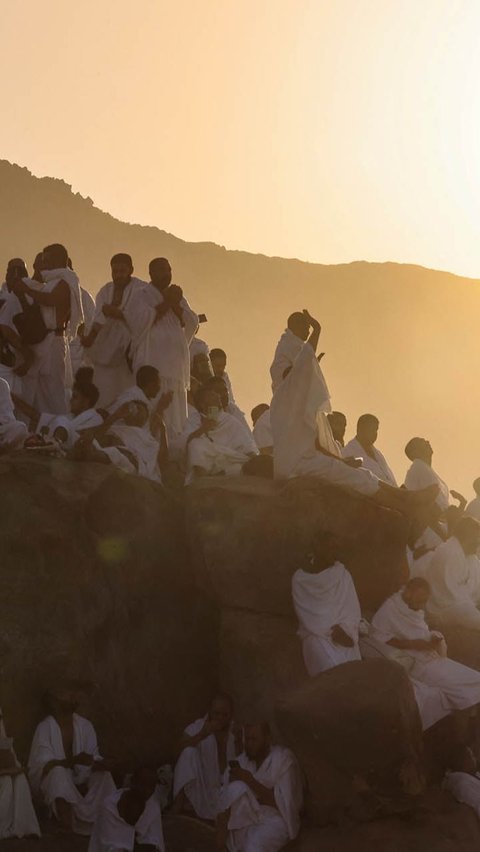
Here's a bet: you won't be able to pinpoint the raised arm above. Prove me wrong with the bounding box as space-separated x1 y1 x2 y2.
302 309 321 353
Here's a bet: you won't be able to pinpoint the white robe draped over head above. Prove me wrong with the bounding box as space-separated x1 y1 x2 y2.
292 562 361 675
221 745 303 852
426 536 480 629
38 408 103 448
28 713 116 835
173 716 236 820
270 344 380 496
187 412 258 482
0 710 40 839
371 591 480 727
88 788 165 852
270 329 304 392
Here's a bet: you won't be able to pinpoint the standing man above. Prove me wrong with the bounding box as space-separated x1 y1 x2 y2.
270 312 309 392
131 258 198 436
81 254 144 408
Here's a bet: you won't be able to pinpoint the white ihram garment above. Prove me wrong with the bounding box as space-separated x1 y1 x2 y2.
88 278 144 409
343 437 397 486
270 344 379 496
28 714 116 835
253 409 273 453
0 378 28 449
0 711 40 839
131 285 198 435
173 716 236 820
221 746 302 852
466 497 480 522
88 788 165 852
443 770 480 818
404 459 450 512
292 562 361 675
103 424 161 483
187 412 257 482
371 592 480 728
426 536 480 629
37 408 103 448
270 329 304 392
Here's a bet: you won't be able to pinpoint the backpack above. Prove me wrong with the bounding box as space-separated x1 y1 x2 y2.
13 295 49 345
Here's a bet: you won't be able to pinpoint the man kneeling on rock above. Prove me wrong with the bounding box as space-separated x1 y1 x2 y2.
89 766 165 852
172 693 238 820
215 722 303 852
28 682 116 834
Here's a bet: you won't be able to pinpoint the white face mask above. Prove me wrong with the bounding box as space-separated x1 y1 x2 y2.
205 406 221 422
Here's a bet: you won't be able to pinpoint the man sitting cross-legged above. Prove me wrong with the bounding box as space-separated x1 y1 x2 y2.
292 530 361 676
186 388 258 482
173 693 237 821
89 767 165 852
216 722 303 852
371 578 480 733
28 682 116 835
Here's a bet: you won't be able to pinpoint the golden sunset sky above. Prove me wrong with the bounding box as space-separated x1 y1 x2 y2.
2 0 480 277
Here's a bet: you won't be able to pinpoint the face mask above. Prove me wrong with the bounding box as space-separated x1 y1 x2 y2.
206 406 220 422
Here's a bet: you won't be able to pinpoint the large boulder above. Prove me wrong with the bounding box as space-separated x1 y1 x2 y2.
275 659 424 821
0 455 218 765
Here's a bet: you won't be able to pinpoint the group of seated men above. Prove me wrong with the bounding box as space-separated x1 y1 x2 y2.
0 685 303 852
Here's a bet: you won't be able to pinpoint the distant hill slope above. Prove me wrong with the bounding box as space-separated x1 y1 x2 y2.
1 159 479 493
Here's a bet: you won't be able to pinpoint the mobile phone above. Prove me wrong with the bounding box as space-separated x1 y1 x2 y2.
198 313 207 323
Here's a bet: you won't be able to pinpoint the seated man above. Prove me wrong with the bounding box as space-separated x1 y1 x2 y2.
108 365 161 414
343 414 397 485
173 693 237 821
0 708 40 839
443 745 480 818
426 516 480 629
466 478 480 522
28 682 116 835
404 437 450 512
270 310 437 514
327 411 347 449
251 404 273 455
187 388 258 481
89 767 164 852
0 377 28 450
292 531 361 675
270 312 309 392
371 578 480 730
14 377 103 448
204 376 250 431
216 722 302 852
210 348 237 404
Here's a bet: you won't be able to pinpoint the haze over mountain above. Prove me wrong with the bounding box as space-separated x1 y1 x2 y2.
1 159 479 495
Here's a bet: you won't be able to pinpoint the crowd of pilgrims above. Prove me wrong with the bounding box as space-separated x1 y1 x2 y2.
3 245 480 848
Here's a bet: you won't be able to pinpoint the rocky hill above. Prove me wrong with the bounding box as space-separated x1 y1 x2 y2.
1 160 480 494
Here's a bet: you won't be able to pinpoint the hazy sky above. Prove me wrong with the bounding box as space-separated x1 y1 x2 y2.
2 0 480 277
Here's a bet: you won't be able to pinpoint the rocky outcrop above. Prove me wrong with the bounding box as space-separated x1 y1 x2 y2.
0 455 218 765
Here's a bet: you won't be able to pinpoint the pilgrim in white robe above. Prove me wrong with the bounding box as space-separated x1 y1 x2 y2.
173 716 236 820
404 458 450 512
343 437 397 486
67 288 96 384
221 746 302 852
466 497 480 522
107 384 151 413
0 291 29 400
0 712 40 839
189 336 210 368
88 278 144 409
292 562 361 675
187 412 258 482
253 409 273 454
0 378 28 450
443 769 480 817
37 408 103 449
407 526 444 580
27 267 84 414
426 536 480 629
88 788 165 852
102 424 162 483
28 713 116 835
270 329 304 392
270 343 380 496
130 284 198 436
371 591 480 726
